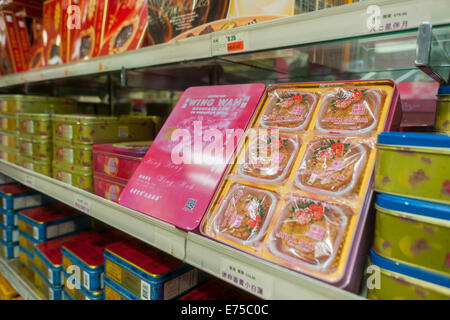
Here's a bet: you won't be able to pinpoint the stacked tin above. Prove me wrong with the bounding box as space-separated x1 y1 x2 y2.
93 141 152 203
371 132 450 300
52 115 155 192
61 230 129 300
0 183 51 261
435 86 450 133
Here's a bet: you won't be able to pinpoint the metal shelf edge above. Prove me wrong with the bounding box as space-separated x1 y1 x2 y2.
0 160 187 261
186 232 364 300
0 257 42 300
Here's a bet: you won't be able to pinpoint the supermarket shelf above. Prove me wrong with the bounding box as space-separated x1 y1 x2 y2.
0 0 449 89
0 160 365 300
0 160 187 261
186 233 363 300
0 257 43 300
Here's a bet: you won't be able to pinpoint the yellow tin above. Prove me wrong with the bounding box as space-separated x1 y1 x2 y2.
436 87 450 133
0 130 17 149
52 115 154 144
53 138 92 168
19 246 35 272
18 156 52 176
52 160 93 192
18 137 52 161
0 113 17 132
0 95 76 114
18 113 53 139
375 133 450 205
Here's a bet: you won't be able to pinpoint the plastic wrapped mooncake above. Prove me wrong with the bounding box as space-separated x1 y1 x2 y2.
316 88 385 134
238 135 298 183
295 137 367 196
267 196 349 270
213 184 277 245
260 89 318 131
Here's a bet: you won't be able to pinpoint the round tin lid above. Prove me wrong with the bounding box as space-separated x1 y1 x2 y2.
369 250 450 288
378 132 450 149
376 193 450 221
438 85 450 95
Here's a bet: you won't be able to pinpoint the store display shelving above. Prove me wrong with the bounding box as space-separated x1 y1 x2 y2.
0 0 449 300
0 257 43 300
0 159 362 300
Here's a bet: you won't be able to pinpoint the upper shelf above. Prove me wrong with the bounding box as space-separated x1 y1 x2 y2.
0 0 449 90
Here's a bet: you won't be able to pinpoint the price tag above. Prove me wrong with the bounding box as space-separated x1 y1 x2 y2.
220 258 273 300
211 31 249 56
73 195 91 215
24 175 34 187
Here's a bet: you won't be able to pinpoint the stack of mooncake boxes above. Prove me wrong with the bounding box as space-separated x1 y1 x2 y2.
16 202 92 300
369 131 450 300
0 183 51 261
51 114 155 192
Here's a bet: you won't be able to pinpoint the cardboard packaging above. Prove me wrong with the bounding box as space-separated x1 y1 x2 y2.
43 0 66 65
119 83 266 231
0 11 28 73
98 0 147 56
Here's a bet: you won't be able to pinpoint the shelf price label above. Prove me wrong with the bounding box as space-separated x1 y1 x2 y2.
220 258 273 299
212 31 249 56
73 195 91 215
23 175 34 187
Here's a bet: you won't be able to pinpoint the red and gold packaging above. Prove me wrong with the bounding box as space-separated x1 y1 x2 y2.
32 18 43 42
42 0 66 65
15 16 30 64
0 0 43 9
27 39 45 70
0 11 27 73
98 0 147 56
69 0 108 61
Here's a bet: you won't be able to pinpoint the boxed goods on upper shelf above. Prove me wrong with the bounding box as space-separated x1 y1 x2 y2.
0 11 28 74
42 0 67 65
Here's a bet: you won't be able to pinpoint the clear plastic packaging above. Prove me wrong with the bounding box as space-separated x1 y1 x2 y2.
237 134 299 183
294 136 368 197
213 184 277 246
267 196 350 271
259 89 318 131
315 87 385 134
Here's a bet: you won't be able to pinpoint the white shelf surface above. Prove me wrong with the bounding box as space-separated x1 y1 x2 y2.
0 160 364 300
0 160 187 261
0 0 449 88
0 257 43 300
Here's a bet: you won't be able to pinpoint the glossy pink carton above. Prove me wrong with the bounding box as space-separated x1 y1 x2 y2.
93 141 152 181
119 84 266 231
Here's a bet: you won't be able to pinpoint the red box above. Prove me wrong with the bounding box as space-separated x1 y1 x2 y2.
15 16 30 63
27 37 45 70
32 18 43 41
43 0 66 65
98 0 147 56
93 174 126 203
0 11 27 73
93 141 151 181
69 0 108 61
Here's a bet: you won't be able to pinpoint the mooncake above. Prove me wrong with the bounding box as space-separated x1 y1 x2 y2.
214 184 276 245
295 137 367 196
260 89 317 131
316 87 384 133
268 197 348 270
238 135 298 182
